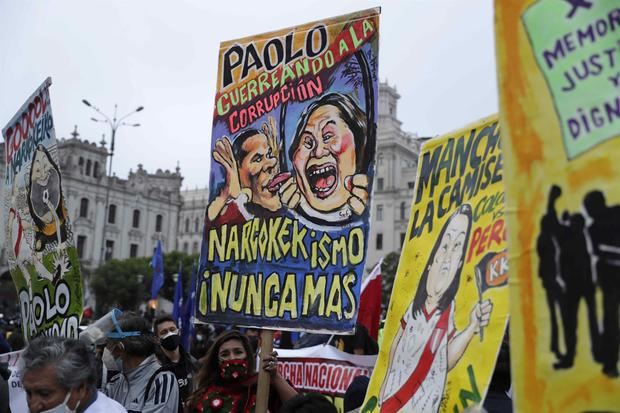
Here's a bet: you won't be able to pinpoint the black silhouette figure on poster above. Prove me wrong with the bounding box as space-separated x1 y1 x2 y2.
538 185 620 378
584 190 620 378
537 185 563 360
554 209 599 370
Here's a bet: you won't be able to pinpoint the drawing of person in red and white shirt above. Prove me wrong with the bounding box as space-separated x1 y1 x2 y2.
379 204 493 413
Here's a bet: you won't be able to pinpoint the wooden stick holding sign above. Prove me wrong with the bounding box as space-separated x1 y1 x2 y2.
255 329 274 413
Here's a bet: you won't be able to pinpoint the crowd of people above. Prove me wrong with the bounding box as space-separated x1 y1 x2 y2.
0 313 385 413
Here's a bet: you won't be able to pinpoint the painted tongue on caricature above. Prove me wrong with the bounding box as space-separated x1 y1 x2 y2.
267 171 292 193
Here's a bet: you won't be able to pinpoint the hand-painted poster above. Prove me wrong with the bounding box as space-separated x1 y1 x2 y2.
197 9 380 332
496 1 620 410
276 345 376 412
363 116 509 412
2 78 83 340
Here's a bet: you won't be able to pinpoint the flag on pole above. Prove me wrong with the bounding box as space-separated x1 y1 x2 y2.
172 262 183 327
181 261 197 350
150 239 164 301
358 259 382 341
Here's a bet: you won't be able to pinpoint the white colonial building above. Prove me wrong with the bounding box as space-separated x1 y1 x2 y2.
58 129 184 269
366 82 427 270
177 187 209 256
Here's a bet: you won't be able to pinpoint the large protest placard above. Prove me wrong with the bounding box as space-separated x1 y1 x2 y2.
197 9 380 332
276 345 376 412
363 116 509 412
496 1 620 410
2 78 83 340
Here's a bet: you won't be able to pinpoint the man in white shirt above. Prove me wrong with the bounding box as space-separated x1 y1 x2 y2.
22 335 126 413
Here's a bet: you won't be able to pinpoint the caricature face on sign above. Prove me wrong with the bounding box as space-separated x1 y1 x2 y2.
237 131 280 211
292 104 357 212
426 212 469 302
30 146 61 224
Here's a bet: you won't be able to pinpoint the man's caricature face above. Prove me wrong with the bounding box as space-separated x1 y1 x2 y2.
292 104 356 212
426 213 469 303
238 133 280 211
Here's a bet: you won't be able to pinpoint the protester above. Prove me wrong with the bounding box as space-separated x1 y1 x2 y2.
332 323 378 355
21 335 126 412
281 393 337 413
154 315 198 407
7 327 24 352
104 313 180 412
186 330 297 412
343 375 370 413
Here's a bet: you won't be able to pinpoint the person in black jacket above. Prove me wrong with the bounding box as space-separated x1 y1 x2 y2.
154 315 199 407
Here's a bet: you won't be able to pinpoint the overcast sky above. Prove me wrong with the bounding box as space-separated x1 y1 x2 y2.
0 0 497 189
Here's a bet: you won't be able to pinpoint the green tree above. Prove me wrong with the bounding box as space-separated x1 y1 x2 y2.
91 252 199 316
381 251 401 311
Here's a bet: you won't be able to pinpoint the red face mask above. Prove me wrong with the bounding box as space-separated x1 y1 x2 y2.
219 358 249 381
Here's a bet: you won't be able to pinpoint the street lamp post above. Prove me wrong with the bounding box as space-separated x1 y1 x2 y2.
82 99 144 267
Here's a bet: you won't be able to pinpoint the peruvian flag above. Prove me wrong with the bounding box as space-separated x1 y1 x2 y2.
358 259 383 340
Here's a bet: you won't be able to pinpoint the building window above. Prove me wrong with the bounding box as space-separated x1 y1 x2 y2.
376 204 383 221
132 209 141 228
77 235 86 259
108 204 117 224
185 218 190 233
130 244 139 258
377 154 383 166
105 240 114 261
193 242 199 254
78 157 84 173
376 233 383 250
183 242 189 254
195 217 200 233
378 178 384 191
389 104 395 115
94 162 100 178
86 159 92 176
408 181 415 189
400 232 406 246
156 214 163 232
79 198 89 218
400 202 407 220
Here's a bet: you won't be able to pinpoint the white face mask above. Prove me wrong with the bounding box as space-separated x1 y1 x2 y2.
36 391 80 413
102 347 123 372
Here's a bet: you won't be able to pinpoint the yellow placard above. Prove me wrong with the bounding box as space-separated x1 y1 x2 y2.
496 1 620 411
363 116 509 412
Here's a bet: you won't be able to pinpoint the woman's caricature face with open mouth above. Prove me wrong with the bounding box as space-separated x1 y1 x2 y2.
292 104 356 212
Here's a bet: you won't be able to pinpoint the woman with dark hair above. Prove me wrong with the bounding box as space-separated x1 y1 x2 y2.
379 204 493 413
27 144 68 252
279 93 371 225
187 330 297 412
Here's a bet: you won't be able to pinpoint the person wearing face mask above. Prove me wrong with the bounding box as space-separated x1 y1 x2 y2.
153 315 198 407
186 330 297 412
21 335 126 413
103 313 180 413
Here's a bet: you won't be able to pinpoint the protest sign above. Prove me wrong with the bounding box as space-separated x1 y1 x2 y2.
276 345 376 412
197 9 380 332
363 116 509 412
0 350 27 412
2 78 83 340
496 1 620 410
